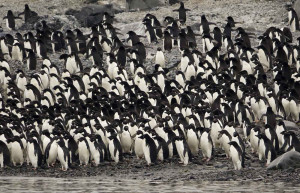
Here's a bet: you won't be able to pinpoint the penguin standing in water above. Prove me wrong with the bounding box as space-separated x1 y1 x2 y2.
108 135 123 163
0 140 10 168
3 10 22 30
27 138 43 169
256 133 276 166
57 138 69 171
174 136 191 166
173 2 190 25
140 134 157 166
228 141 245 170
288 8 300 32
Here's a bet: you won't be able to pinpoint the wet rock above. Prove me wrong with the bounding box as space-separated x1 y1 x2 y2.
267 151 300 170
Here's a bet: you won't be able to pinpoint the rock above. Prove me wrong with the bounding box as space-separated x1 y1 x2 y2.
294 0 300 19
283 120 299 131
66 4 123 27
267 151 300 170
125 0 164 11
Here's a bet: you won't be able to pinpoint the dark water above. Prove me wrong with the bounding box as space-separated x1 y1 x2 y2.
0 177 298 192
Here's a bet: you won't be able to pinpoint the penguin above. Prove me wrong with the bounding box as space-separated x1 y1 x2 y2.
44 137 58 167
256 133 276 166
218 130 232 158
173 2 190 25
134 130 144 159
288 8 300 32
199 127 213 162
174 136 191 166
120 126 132 154
18 4 38 23
3 10 21 30
155 47 165 67
0 140 10 168
228 141 245 170
78 137 90 166
108 135 123 163
140 133 157 166
186 124 199 156
275 120 286 148
7 136 24 166
27 138 43 169
57 138 69 171
89 135 105 166
153 134 169 161
281 131 300 152
163 30 173 51
25 49 37 70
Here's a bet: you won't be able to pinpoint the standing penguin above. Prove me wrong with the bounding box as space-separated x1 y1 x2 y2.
44 137 58 167
257 133 276 166
228 141 245 170
155 47 165 67
7 136 24 166
78 137 90 166
199 127 213 162
57 138 69 171
18 4 38 23
140 134 157 166
288 8 300 32
27 138 43 169
108 135 123 163
3 10 22 30
173 2 190 25
174 136 191 166
0 140 10 168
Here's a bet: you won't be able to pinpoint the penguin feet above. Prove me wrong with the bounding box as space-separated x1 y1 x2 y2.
202 157 207 161
206 158 211 162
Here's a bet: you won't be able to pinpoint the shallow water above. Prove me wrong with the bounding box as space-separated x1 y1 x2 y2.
0 177 299 193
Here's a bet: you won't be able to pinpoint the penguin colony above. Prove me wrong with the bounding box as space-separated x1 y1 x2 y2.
0 2 299 171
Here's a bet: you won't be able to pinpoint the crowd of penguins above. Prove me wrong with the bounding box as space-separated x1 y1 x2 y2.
0 2 300 171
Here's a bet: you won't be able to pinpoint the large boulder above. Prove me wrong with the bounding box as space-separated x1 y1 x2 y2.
125 0 165 11
267 151 300 170
66 4 123 27
294 0 300 18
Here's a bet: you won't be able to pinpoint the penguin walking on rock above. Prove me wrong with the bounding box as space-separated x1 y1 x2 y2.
173 2 190 25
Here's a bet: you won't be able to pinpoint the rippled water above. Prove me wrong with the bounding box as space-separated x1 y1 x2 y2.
0 177 298 193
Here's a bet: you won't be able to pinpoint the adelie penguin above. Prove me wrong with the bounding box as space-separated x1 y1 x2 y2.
256 133 276 166
173 2 190 25
140 133 157 166
287 8 299 32
27 138 43 169
174 136 191 166
0 140 10 168
228 141 245 170
108 134 123 163
3 10 22 30
57 138 69 171
18 4 38 23
44 137 58 167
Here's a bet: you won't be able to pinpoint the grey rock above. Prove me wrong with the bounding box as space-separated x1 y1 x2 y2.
284 120 299 131
66 4 123 27
125 0 164 11
267 151 300 170
294 0 300 19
